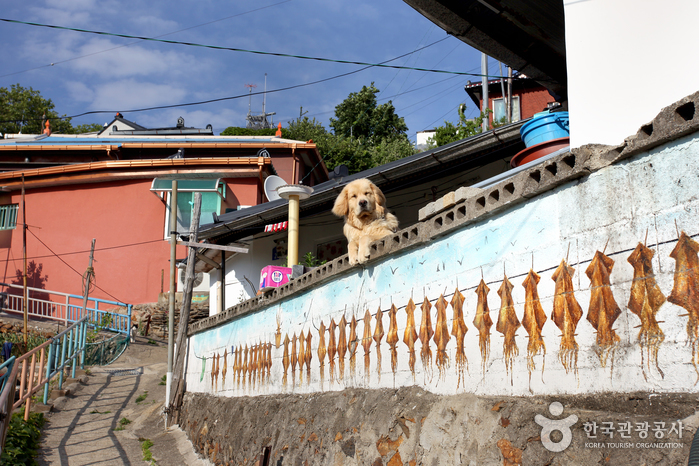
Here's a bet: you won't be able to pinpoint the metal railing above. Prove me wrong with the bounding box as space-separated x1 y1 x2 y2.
0 282 132 336
0 316 88 456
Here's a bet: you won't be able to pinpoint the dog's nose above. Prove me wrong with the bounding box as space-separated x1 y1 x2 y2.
359 199 368 208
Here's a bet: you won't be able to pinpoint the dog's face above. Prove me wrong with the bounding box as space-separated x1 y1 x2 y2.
332 179 386 221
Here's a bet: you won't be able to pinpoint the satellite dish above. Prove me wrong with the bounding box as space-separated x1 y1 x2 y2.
264 175 286 202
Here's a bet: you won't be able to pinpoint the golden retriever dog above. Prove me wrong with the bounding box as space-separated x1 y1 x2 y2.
332 178 398 265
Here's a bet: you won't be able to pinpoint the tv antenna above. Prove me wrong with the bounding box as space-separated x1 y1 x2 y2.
244 84 257 114
245 75 276 130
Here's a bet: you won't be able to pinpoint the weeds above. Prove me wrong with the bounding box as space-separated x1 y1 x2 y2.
135 391 148 403
139 437 155 464
90 409 112 414
159 375 166 386
147 339 157 346
114 417 131 431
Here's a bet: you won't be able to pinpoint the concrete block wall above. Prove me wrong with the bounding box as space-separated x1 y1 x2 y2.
185 92 699 400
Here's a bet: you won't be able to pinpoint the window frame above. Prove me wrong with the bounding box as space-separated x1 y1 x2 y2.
0 204 19 230
162 181 226 239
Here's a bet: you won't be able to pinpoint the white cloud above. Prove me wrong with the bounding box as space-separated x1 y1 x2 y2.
131 16 180 35
86 80 189 110
24 36 211 80
64 81 94 102
28 7 92 26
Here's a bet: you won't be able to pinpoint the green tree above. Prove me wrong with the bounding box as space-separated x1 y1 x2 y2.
427 105 491 149
220 126 288 137
71 123 104 134
285 117 328 144
329 83 407 141
0 84 74 135
324 83 413 173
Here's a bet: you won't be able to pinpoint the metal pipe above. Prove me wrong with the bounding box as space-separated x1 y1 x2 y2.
287 194 300 266
481 53 489 132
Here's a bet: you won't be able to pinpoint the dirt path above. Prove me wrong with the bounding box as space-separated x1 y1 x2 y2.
34 335 212 466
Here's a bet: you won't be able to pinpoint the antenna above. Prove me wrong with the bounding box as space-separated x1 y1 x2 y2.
244 84 257 114
263 73 267 118
264 175 286 202
245 76 276 129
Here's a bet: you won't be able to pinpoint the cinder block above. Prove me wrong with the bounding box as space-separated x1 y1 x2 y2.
454 186 482 203
418 201 438 221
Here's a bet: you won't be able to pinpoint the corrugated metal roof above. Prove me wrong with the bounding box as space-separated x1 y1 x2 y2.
0 135 288 146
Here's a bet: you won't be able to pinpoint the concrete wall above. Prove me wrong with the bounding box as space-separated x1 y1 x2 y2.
186 93 699 401
563 0 699 148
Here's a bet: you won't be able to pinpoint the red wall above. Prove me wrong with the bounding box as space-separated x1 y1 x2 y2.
0 177 262 305
484 87 555 125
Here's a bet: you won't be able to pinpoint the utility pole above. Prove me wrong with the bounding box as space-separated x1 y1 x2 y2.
165 180 178 424
168 193 202 427
499 62 507 124
481 53 489 132
81 239 96 319
507 66 513 123
21 174 27 346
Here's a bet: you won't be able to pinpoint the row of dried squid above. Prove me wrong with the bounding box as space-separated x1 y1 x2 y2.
205 232 698 392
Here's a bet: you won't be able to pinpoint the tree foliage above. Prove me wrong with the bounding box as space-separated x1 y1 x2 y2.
329 83 407 141
221 84 416 175
0 84 102 136
427 106 491 149
220 126 288 137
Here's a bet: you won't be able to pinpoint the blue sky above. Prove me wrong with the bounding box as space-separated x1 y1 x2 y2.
0 0 506 142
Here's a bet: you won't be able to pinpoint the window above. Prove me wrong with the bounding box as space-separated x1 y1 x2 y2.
0 204 18 230
493 96 520 123
175 187 224 232
154 179 226 237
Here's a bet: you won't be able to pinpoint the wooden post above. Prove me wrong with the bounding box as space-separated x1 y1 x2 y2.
81 240 96 321
21 174 27 346
168 193 201 426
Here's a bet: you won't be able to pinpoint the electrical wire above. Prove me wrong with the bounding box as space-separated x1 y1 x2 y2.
0 18 508 79
0 0 293 79
0 238 166 263
26 227 125 303
0 37 454 123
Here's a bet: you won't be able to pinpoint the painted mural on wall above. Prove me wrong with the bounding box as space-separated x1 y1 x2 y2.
186 138 699 397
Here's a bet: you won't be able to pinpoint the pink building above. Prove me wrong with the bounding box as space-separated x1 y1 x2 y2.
0 116 327 306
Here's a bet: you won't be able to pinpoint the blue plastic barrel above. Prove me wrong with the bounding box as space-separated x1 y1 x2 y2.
520 111 569 147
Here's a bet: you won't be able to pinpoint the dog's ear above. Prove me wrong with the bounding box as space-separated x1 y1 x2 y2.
371 182 386 206
371 182 386 217
332 186 349 217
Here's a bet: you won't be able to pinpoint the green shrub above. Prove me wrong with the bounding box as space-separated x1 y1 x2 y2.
0 409 45 465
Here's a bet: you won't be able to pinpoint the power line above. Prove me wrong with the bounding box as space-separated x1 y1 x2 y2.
0 37 454 123
0 18 509 79
0 238 166 263
0 1 293 79
26 227 126 303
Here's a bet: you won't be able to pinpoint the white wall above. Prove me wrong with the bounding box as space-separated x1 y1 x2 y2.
187 133 699 398
563 0 699 148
